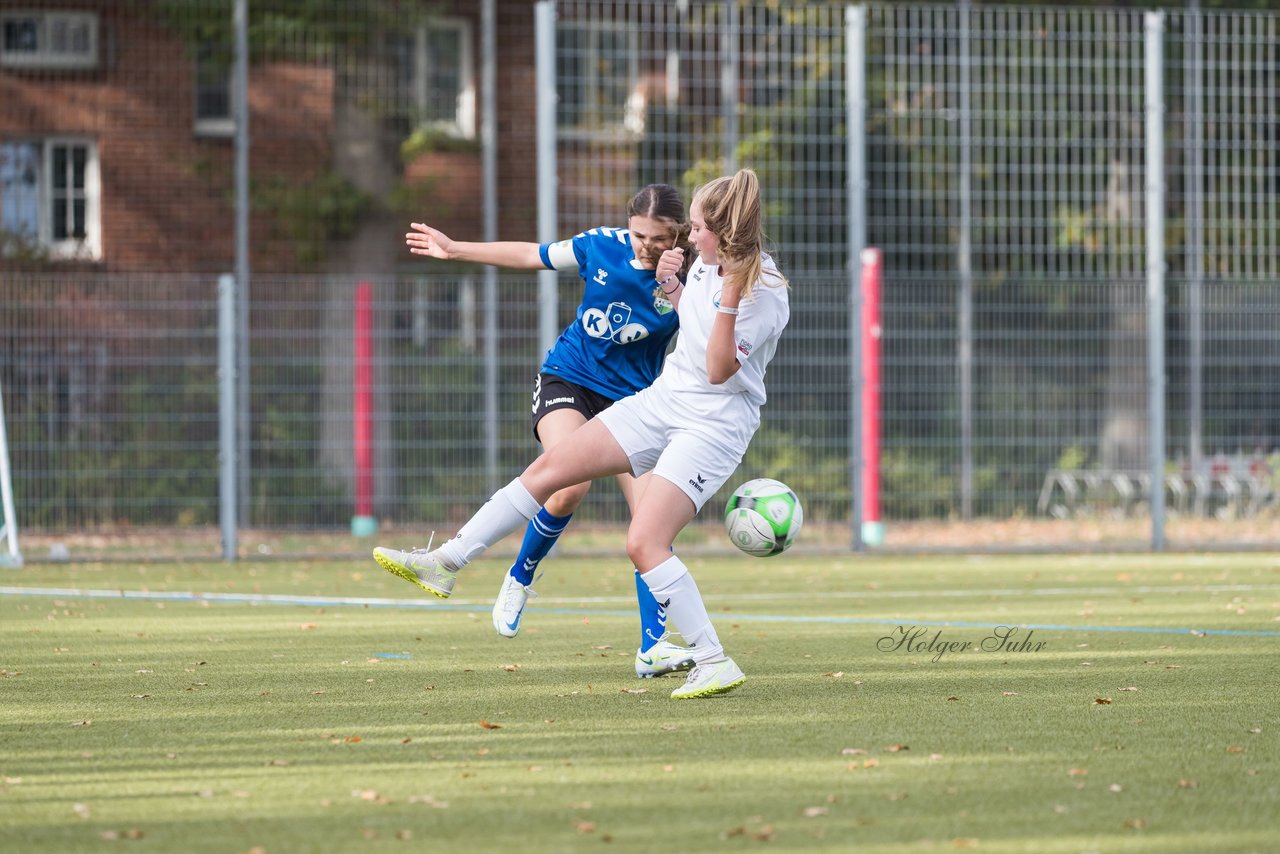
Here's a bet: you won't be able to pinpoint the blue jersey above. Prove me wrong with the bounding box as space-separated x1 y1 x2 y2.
538 226 679 401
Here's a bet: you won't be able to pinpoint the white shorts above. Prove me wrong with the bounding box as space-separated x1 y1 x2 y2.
597 380 759 512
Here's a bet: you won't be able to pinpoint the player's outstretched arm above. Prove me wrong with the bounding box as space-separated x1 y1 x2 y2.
406 222 543 269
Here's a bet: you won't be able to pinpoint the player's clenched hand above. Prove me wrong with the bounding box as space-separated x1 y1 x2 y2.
655 247 684 288
406 223 454 259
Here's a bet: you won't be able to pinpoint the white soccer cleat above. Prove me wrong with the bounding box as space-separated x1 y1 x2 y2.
670 657 746 699
492 573 538 638
634 639 696 678
373 546 458 599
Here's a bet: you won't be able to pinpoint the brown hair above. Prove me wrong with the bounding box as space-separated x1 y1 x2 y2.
627 184 693 276
693 169 787 299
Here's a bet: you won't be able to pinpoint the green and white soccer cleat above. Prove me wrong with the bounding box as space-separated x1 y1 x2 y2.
373 546 458 599
492 573 538 638
670 657 746 699
634 639 696 678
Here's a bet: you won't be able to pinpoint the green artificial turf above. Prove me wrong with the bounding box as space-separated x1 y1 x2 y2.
1 553 1278 852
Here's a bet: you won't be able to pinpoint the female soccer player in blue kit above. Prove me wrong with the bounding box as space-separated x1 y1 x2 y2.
376 170 790 699
385 184 696 678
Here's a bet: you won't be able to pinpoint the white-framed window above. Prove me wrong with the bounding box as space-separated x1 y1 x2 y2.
193 41 234 137
394 17 475 138
557 22 640 140
0 139 101 260
0 10 98 70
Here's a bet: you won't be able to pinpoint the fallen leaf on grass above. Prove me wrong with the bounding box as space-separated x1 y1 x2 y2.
396 830 412 841
1001 691 1019 696
501 664 520 672
841 747 868 756
1067 768 1088 777
479 720 502 730
1123 818 1148 829
1247 727 1262 734
802 806 829 817
752 825 776 842
575 821 597 834
621 687 647 695
1176 779 1198 789
70 720 92 727
407 794 449 808
1120 686 1138 692
1109 784 1123 793
299 623 319 630
1094 698 1112 705
267 759 289 767
823 671 844 678
884 744 909 752
1226 745 1244 753
946 696 960 701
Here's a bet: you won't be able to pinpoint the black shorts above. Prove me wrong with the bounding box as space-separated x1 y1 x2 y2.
530 373 616 442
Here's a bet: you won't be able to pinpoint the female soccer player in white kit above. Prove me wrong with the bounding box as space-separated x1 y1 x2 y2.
394 185 695 680
374 169 789 699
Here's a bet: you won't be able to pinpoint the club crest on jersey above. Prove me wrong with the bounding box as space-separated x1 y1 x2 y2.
582 301 650 344
651 286 674 315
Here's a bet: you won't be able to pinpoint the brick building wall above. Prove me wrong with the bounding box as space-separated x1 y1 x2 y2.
1 0 552 274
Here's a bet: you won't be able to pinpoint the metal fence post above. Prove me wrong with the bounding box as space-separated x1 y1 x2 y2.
847 3 867 552
219 274 238 561
1145 12 1166 550
482 0 499 494
535 1 558 358
721 1 739 173
957 0 975 521
1186 2 1205 476
233 0 251 527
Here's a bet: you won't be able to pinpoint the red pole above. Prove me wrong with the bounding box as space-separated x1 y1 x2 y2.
860 249 884 545
352 282 376 535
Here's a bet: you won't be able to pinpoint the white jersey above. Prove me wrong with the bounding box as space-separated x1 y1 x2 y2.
658 253 789 409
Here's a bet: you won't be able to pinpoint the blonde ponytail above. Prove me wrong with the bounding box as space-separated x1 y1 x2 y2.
692 169 787 300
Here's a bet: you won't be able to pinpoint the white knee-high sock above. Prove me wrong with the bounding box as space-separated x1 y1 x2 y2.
436 478 541 570
640 555 724 665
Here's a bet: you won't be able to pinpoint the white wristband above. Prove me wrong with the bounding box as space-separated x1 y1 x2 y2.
716 305 740 316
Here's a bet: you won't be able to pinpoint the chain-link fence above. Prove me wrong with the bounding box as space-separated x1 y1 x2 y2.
1 1 1278 561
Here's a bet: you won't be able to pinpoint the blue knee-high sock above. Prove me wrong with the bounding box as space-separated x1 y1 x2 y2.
508 508 572 586
635 569 669 653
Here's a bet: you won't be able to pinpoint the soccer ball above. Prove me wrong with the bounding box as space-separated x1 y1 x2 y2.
723 478 803 557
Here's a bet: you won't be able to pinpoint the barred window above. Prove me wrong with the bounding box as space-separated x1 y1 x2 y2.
393 17 475 139
0 10 98 70
0 139 100 260
557 22 639 139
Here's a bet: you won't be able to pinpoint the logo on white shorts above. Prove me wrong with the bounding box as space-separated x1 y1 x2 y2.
688 473 706 494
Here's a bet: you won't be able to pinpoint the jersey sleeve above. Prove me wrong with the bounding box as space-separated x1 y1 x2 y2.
730 287 781 366
539 233 589 271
